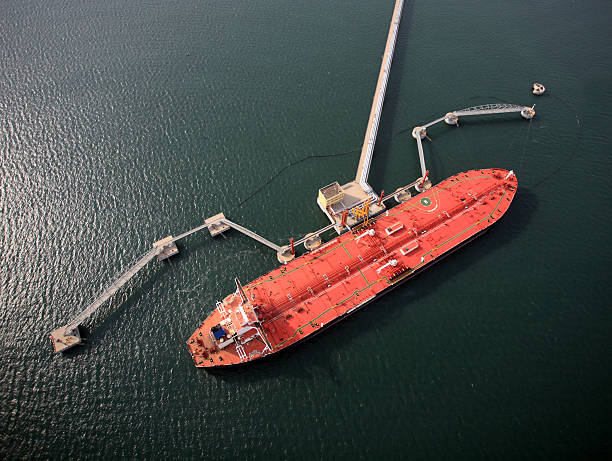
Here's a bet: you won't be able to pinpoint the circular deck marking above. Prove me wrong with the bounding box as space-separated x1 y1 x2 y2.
420 197 432 207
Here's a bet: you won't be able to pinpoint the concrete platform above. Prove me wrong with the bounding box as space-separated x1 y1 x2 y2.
317 180 385 232
205 213 230 237
277 247 295 264
152 235 179 261
303 233 323 251
49 325 82 353
331 181 373 213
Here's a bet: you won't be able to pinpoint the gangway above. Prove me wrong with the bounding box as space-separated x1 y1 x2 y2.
422 103 535 129
203 213 340 263
68 250 156 329
219 218 282 253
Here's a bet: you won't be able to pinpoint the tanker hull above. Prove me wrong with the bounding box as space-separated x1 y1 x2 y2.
187 169 518 368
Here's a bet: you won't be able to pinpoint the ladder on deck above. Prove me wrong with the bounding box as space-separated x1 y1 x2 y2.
216 301 227 316
235 343 247 360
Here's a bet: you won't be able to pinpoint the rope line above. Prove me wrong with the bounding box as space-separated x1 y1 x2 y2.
237 147 361 207
531 94 583 189
502 119 526 159
518 117 533 172
236 122 429 207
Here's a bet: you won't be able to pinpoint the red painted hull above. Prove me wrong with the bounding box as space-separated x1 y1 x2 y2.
187 169 518 367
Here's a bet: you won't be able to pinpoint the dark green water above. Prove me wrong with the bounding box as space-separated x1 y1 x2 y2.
2 1 611 459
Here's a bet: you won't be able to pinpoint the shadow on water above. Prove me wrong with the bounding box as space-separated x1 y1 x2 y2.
205 333 343 385
203 187 538 382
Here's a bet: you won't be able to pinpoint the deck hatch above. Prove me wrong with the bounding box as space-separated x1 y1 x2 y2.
385 222 403 236
400 240 419 255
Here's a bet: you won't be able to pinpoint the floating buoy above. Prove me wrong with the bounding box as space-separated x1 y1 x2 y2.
532 83 546 95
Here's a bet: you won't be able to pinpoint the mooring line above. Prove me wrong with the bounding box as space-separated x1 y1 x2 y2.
518 116 533 172
237 147 361 207
524 93 583 190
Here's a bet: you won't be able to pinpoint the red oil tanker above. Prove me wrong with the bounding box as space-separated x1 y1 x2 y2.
187 168 517 367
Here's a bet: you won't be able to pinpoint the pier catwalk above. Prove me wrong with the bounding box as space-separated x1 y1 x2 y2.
49 249 156 352
354 0 404 193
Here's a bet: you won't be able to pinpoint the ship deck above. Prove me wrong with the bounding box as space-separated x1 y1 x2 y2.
188 169 517 367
